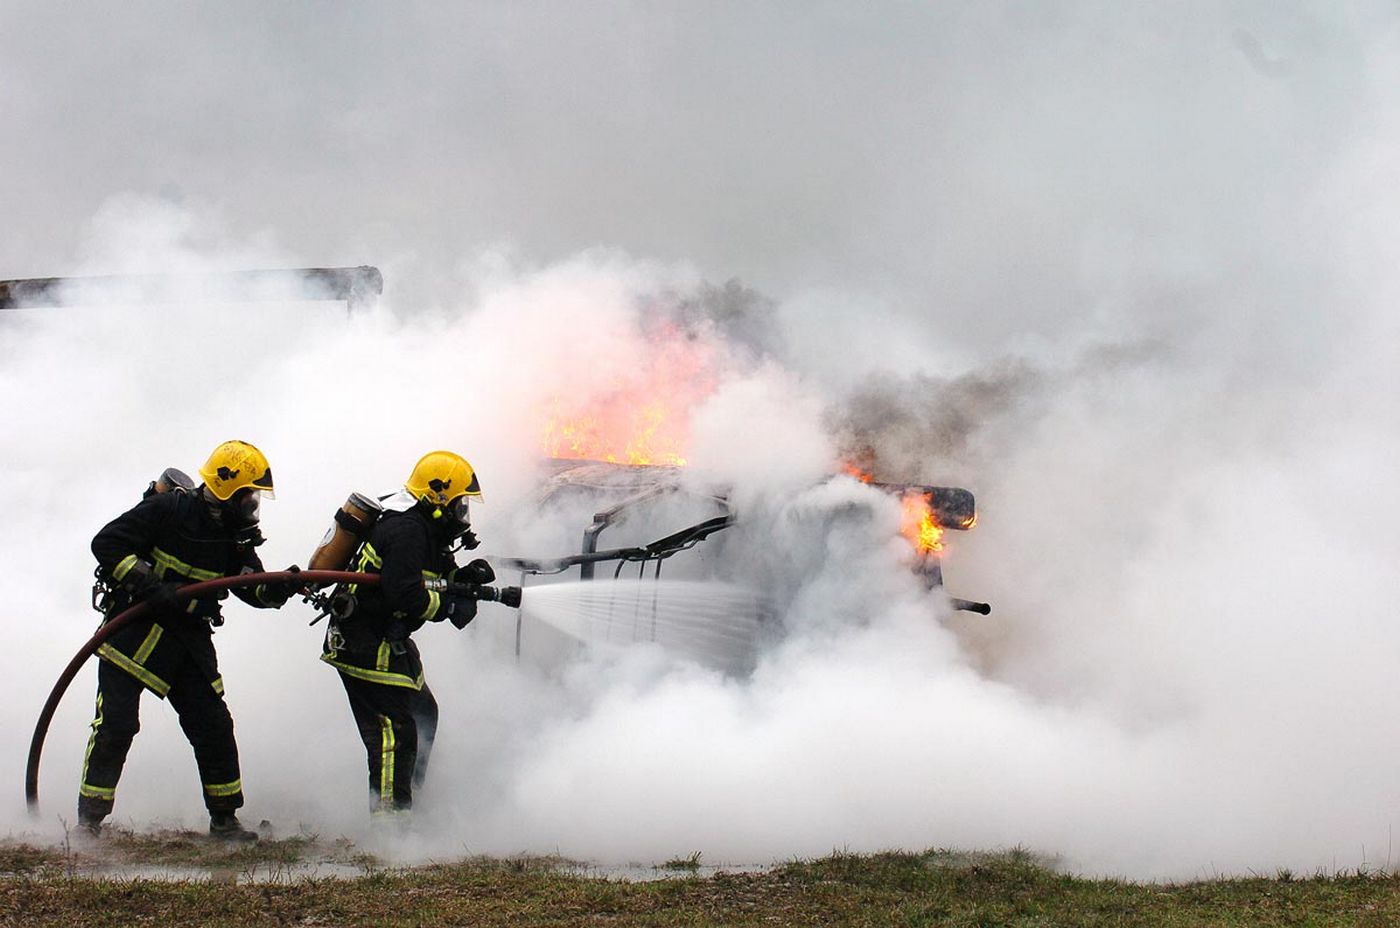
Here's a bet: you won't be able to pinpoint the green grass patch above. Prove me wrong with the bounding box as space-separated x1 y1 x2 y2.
659 851 703 872
123 827 373 870
0 827 382 883
0 845 1398 926
0 842 66 877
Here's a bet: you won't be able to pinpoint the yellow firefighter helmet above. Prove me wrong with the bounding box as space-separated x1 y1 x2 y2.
198 440 275 501
405 450 482 507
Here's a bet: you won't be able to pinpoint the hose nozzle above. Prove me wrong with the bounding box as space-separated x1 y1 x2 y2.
427 578 523 609
478 585 523 609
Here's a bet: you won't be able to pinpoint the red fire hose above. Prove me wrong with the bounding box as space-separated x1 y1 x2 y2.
25 569 378 814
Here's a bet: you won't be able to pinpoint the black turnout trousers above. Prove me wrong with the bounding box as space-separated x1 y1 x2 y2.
337 673 439 812
78 651 244 819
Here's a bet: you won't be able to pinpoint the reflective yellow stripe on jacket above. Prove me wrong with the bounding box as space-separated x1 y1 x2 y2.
346 544 383 597
420 569 441 622
112 554 141 583
319 654 425 690
151 546 221 582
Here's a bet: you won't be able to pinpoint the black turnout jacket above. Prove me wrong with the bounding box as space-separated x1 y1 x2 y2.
320 507 457 691
91 491 279 697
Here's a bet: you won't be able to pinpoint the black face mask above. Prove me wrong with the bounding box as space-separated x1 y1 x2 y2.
422 496 471 544
228 488 261 526
205 486 260 528
445 497 481 549
447 495 471 528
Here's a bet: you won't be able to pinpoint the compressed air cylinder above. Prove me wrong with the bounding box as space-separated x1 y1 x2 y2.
143 467 196 500
307 493 383 570
155 467 195 494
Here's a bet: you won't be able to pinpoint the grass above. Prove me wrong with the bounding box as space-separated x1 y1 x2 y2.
1 842 1399 926
0 825 381 882
660 851 703 872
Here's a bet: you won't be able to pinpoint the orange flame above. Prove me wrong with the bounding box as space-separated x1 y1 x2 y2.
900 491 944 555
541 324 718 466
543 400 690 466
842 463 875 483
842 462 946 555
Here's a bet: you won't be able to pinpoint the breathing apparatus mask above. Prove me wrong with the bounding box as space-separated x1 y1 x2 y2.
423 493 478 549
446 494 470 529
228 486 262 525
202 485 266 543
447 495 480 550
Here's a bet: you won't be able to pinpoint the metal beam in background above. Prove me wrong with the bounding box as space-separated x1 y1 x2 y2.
0 265 383 312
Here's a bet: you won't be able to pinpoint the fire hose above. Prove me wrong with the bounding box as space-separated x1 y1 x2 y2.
26 568 535 815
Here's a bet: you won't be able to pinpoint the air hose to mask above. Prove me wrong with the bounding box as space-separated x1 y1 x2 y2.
25 569 376 815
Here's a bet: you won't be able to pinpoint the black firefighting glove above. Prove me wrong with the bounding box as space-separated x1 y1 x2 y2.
255 566 303 608
119 559 157 595
190 595 226 627
455 558 495 586
256 584 291 608
444 593 478 630
146 581 184 613
120 560 182 613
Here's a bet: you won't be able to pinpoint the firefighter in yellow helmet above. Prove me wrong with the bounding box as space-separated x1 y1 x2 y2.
80 441 296 842
320 451 490 815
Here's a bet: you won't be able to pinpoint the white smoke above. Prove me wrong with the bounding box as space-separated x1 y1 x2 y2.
3 3 1400 881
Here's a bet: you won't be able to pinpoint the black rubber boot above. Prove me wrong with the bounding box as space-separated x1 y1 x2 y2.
76 812 105 840
208 812 258 843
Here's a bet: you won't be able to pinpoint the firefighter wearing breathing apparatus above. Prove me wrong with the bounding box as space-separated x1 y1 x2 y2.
79 441 295 842
320 450 491 816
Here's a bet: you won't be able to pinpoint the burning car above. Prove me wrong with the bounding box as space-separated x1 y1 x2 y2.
478 447 989 675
